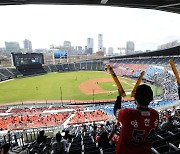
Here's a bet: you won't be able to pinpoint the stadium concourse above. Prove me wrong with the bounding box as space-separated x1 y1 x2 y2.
1 47 180 153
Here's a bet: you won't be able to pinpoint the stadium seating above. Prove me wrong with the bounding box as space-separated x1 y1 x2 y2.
56 64 64 72
17 67 47 76
0 60 104 80
48 65 58 72
42 65 51 73
68 109 109 125
0 106 72 130
7 68 22 77
0 73 7 81
0 68 14 79
69 63 75 71
0 103 180 154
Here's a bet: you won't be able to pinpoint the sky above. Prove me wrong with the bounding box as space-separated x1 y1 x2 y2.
0 4 180 53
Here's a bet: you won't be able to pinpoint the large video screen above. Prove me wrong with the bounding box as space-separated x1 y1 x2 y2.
12 53 44 67
54 50 67 59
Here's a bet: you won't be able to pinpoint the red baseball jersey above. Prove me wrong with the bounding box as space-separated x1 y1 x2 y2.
115 108 159 154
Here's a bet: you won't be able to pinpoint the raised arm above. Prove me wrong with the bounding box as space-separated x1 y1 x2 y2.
114 94 122 117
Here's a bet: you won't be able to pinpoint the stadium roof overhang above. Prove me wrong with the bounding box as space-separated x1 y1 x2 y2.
103 45 180 59
0 0 180 14
93 45 180 61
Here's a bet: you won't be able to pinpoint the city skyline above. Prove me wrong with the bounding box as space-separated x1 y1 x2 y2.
0 5 180 52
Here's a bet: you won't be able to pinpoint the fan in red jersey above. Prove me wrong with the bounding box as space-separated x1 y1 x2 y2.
114 84 159 154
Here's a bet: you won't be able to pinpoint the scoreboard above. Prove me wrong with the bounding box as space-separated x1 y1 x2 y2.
54 50 67 59
12 53 44 67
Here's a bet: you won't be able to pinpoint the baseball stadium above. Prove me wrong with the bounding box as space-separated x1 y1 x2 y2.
0 1 180 154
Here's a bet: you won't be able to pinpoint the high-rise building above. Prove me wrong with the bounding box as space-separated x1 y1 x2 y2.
103 47 106 55
62 41 71 55
85 46 87 51
108 47 114 55
77 46 83 54
87 38 94 54
23 39 32 52
126 41 135 55
5 42 20 52
98 34 103 51
63 41 71 48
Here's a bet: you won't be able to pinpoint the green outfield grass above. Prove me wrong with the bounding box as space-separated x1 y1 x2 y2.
0 71 163 104
98 80 133 92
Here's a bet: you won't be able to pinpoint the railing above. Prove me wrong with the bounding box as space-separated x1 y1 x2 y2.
0 125 64 147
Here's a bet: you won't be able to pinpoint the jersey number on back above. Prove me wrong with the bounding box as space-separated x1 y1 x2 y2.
132 128 155 144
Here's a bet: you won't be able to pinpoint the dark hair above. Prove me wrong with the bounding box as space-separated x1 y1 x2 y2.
98 132 110 148
56 133 62 142
134 84 153 106
1 143 10 154
65 130 69 134
40 130 45 135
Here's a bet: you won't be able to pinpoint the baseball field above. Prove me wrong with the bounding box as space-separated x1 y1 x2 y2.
0 71 163 104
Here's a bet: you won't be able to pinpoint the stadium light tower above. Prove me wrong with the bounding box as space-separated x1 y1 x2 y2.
118 47 126 55
50 44 55 65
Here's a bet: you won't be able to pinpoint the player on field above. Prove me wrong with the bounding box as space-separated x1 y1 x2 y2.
114 84 159 154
